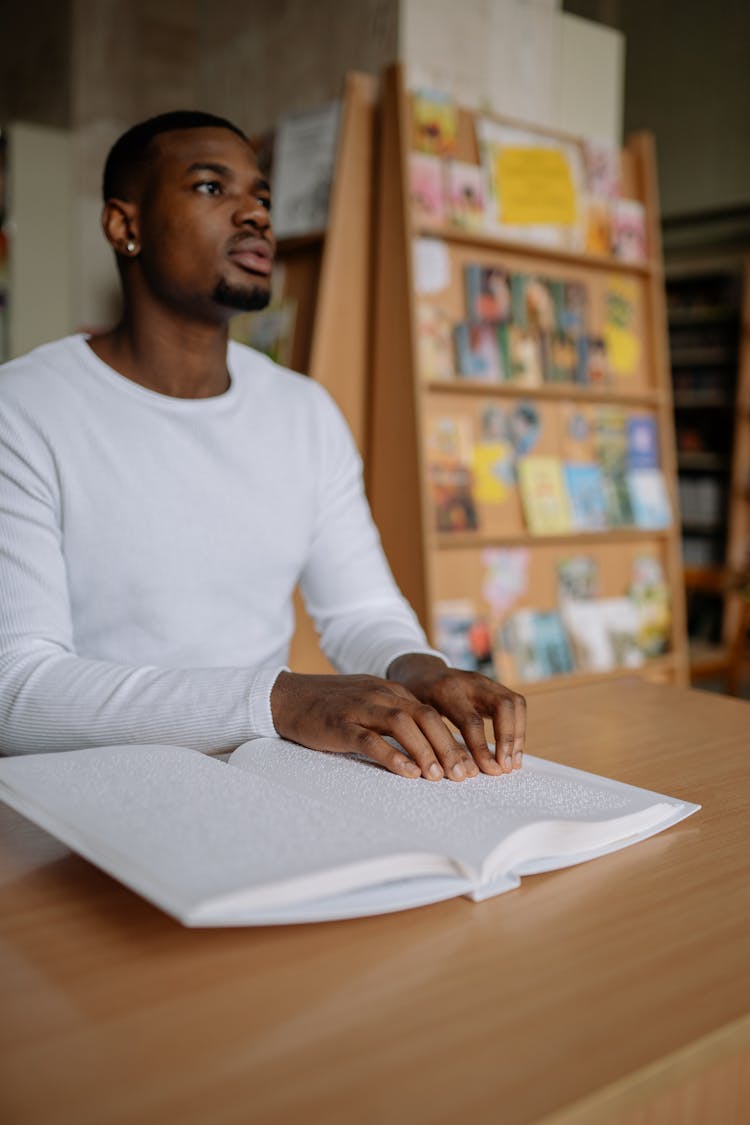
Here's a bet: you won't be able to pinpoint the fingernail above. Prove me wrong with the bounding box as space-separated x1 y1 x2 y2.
402 760 421 777
465 759 479 777
451 762 466 779
428 762 443 780
503 755 513 771
513 752 523 768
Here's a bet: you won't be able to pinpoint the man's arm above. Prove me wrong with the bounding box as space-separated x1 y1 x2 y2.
0 403 280 755
274 390 526 781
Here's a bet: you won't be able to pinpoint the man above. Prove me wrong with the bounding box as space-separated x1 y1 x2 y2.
0 110 525 780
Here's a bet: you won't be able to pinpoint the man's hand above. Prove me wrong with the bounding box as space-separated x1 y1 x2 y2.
270 656 525 781
388 654 526 775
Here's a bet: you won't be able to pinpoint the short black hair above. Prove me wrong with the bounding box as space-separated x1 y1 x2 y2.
102 110 248 201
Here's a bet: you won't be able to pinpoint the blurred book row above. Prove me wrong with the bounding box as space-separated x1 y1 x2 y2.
427 406 671 535
418 262 642 388
436 554 670 685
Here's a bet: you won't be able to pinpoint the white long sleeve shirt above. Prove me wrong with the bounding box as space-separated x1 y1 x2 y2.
0 335 437 754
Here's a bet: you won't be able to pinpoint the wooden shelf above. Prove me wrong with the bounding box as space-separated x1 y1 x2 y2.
435 529 673 550
678 453 731 471
668 306 738 326
414 223 654 277
670 347 736 366
673 392 732 408
680 522 724 534
425 379 662 407
516 655 676 695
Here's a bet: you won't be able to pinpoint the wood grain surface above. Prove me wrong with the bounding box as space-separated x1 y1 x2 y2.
1 680 748 1124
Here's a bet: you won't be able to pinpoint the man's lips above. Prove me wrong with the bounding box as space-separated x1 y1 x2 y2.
227 239 273 276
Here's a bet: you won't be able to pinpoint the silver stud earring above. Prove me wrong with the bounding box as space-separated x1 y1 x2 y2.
126 240 136 253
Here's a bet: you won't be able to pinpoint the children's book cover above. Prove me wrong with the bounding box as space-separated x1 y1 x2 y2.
553 281 582 335
510 274 556 332
563 462 609 531
583 139 621 200
508 326 543 386
560 404 596 462
594 405 633 525
465 265 512 323
454 322 506 381
517 456 572 535
413 89 458 157
446 162 487 230
553 280 589 337
557 555 599 601
543 331 579 383
611 199 647 263
561 598 643 672
627 469 672 529
583 197 612 256
532 612 575 677
497 610 539 681
630 555 671 657
409 153 446 224
627 414 660 470
435 600 495 675
425 416 478 533
579 336 612 386
604 277 641 378
416 303 454 381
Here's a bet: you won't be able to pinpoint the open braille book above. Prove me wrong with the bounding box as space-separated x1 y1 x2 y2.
0 739 699 926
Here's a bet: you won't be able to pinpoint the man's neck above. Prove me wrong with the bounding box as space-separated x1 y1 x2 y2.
88 312 232 399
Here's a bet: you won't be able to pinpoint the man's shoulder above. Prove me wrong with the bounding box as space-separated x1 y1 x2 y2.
0 335 84 406
228 341 340 414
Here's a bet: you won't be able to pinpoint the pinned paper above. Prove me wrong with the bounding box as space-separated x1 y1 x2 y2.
413 238 451 294
481 548 530 615
494 147 577 226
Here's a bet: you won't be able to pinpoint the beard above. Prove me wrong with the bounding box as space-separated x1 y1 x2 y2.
212 278 271 312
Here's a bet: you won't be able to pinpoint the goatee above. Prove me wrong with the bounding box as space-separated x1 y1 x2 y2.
213 279 271 312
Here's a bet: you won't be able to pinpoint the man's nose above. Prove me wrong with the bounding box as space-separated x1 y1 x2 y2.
233 197 271 230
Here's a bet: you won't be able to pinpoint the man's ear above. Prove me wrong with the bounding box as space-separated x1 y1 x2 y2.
101 199 140 257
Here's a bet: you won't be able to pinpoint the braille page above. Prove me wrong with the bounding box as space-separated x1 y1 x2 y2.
0 746 469 924
229 741 700 887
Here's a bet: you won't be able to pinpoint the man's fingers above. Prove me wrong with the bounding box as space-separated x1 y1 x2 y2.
351 726 421 778
513 690 527 766
455 711 504 776
385 704 475 781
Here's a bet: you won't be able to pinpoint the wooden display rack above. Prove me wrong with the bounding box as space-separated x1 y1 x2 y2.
260 72 377 673
369 64 689 693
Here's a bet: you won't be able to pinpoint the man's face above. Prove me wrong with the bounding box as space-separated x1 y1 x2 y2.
134 127 276 320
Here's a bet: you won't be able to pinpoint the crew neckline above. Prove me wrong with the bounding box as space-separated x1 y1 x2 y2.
73 333 243 411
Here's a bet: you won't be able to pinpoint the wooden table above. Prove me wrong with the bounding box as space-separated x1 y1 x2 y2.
1 681 749 1125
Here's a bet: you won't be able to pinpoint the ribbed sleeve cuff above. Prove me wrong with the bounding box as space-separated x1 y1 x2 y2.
248 665 289 738
384 647 451 677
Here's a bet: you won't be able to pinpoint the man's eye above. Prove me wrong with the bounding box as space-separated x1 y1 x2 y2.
195 181 222 195
257 196 272 212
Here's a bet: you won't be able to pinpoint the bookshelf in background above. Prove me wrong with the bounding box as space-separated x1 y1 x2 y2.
235 72 377 674
369 64 688 695
667 257 750 676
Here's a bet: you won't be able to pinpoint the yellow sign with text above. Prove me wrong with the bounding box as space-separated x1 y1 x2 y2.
495 146 578 226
